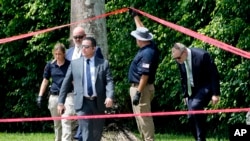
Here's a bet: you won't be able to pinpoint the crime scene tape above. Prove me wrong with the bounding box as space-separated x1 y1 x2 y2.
0 8 128 45
0 8 250 123
1 108 250 123
0 8 249 59
129 8 250 59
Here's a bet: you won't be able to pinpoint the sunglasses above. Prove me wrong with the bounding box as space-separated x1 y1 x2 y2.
174 51 184 60
73 35 84 40
82 45 92 48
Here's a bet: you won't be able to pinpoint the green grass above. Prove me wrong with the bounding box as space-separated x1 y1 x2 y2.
0 132 54 141
154 133 229 141
0 132 228 141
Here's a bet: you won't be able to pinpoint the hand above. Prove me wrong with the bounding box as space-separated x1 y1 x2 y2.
132 91 141 106
104 98 113 108
183 98 188 105
211 95 220 105
57 104 65 115
128 7 141 18
36 96 43 108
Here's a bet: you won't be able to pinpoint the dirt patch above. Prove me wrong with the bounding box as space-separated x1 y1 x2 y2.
101 123 140 141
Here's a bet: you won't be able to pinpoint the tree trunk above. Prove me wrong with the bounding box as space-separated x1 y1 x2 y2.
70 0 108 58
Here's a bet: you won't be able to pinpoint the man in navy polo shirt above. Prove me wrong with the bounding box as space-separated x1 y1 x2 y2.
128 12 160 141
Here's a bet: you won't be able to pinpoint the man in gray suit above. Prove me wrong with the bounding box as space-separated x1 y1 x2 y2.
58 37 114 141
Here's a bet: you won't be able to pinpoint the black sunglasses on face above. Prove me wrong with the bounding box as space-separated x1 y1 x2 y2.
174 51 184 60
73 35 84 40
82 45 92 48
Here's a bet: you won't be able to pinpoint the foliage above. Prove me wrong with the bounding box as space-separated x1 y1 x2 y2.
0 0 70 132
0 0 249 137
195 0 250 129
106 0 250 136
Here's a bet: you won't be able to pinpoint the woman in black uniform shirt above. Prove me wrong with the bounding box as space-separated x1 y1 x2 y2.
37 43 71 141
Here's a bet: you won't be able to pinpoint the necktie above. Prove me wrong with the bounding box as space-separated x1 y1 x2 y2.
184 61 192 96
86 59 93 96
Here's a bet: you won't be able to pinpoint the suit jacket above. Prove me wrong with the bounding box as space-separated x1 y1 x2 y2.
66 47 75 61
178 48 220 101
58 56 114 112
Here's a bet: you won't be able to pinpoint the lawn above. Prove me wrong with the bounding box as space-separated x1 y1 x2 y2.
0 132 229 141
0 132 54 141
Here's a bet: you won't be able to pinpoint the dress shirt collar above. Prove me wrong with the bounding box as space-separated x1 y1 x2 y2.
84 57 94 62
186 48 191 63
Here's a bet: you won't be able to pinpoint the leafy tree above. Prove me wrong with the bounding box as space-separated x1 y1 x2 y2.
106 0 250 136
0 0 249 137
0 0 70 132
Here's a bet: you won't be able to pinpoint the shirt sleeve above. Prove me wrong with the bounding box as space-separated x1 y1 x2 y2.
140 50 154 75
43 62 51 79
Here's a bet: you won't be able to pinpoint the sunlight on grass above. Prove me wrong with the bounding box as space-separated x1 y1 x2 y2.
0 132 229 141
0 132 54 141
154 133 229 141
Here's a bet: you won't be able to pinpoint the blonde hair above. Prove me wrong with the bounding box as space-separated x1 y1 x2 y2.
53 42 66 53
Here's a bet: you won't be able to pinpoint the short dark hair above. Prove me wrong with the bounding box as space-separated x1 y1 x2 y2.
83 37 96 47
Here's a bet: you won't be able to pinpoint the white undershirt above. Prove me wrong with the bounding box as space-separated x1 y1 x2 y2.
72 45 82 60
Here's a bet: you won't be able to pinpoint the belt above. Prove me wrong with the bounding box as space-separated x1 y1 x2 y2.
49 91 59 95
131 83 154 87
131 83 139 87
84 96 97 101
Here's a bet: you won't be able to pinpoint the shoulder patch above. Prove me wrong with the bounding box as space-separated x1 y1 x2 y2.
142 63 150 68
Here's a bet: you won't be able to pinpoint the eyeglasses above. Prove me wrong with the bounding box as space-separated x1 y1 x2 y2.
173 51 184 60
73 35 84 40
82 45 92 48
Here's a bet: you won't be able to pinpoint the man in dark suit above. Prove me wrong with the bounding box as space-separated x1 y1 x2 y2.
58 37 114 141
172 42 220 141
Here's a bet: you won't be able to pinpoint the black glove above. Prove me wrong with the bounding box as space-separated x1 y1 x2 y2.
36 96 43 108
132 91 141 106
128 7 141 18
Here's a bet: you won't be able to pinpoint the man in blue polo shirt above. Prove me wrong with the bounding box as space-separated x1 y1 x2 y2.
128 12 160 141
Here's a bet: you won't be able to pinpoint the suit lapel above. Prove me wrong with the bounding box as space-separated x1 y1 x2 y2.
70 47 75 59
94 57 100 83
191 49 198 86
79 58 84 86
190 48 196 74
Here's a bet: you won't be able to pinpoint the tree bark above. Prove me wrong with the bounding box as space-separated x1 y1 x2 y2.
70 0 108 57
